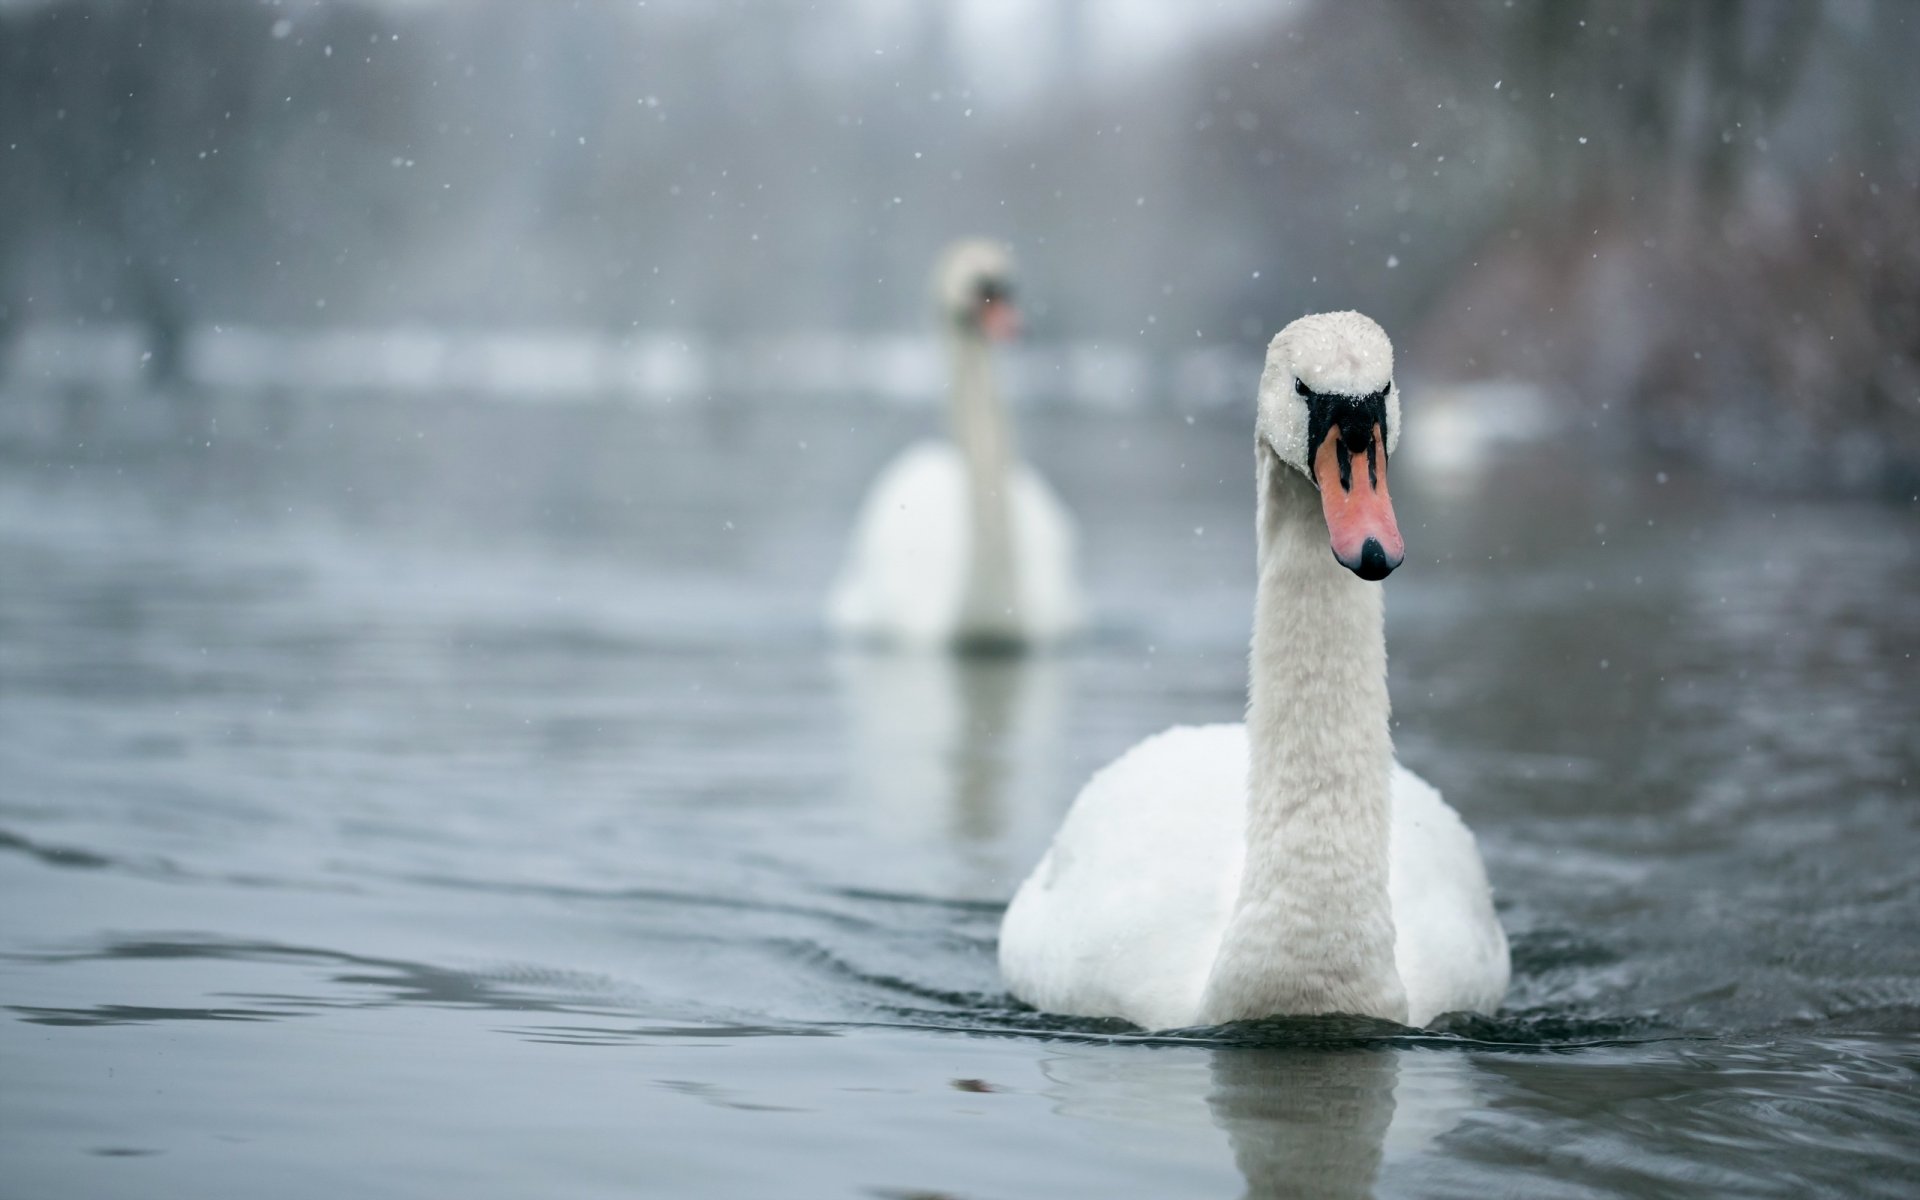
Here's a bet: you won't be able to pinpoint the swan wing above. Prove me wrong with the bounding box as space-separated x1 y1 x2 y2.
1000 730 1508 1030
829 445 1082 646
1000 724 1247 1030
1008 463 1086 641
827 441 967 645
1388 766 1510 1025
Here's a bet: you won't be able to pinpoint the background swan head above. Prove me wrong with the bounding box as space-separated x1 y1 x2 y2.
1256 311 1405 580
933 238 1020 341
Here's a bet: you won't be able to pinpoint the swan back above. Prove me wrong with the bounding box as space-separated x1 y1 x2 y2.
1000 725 1247 1030
998 723 1508 1028
827 442 1083 648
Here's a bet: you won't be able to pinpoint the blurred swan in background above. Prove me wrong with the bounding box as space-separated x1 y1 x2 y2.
1001 312 1508 1030
828 240 1084 650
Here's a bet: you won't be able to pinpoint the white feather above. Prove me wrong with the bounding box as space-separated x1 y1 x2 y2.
828 441 1083 647
999 311 1508 1030
829 240 1084 649
999 725 1508 1029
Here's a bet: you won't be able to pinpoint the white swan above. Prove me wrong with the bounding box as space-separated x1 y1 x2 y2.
1000 311 1508 1029
828 240 1084 650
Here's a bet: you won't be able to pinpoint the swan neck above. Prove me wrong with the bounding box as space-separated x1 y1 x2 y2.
1202 449 1405 1024
948 329 1018 639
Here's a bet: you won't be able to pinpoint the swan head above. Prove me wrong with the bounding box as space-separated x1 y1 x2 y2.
933 238 1021 341
1256 311 1405 581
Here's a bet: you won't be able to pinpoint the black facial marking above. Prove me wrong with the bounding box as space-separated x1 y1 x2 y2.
1301 382 1391 493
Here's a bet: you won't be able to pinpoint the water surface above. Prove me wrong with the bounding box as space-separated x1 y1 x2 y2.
2 388 1916 1197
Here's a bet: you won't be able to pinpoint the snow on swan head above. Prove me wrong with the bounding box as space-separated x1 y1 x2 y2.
932 239 1020 342
1256 311 1405 581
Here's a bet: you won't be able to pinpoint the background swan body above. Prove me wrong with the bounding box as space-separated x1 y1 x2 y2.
829 240 1084 650
830 441 1080 648
1000 311 1509 1029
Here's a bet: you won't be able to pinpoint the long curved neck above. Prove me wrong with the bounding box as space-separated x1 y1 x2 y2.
1200 449 1406 1024
948 326 1018 640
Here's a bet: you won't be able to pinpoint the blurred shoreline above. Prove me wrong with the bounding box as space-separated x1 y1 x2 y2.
3 0 1916 495
0 320 1262 412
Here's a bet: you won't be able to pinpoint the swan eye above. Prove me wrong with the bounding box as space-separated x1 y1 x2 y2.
1294 377 1310 397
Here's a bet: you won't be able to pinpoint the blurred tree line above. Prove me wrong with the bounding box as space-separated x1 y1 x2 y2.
1 0 1914 489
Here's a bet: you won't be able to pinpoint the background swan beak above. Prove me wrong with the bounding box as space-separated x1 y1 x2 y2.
979 297 1021 341
1314 426 1405 581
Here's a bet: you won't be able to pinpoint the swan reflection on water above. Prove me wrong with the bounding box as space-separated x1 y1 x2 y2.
835 648 1068 895
1035 1038 1482 1198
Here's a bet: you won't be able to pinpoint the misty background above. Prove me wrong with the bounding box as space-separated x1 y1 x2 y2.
2 0 1916 490
6 7 1920 1195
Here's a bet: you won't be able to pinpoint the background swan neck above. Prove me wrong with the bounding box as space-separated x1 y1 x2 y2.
947 329 1019 638
1201 450 1405 1024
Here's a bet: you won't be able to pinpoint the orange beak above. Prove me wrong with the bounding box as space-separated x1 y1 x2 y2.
978 296 1021 342
1313 423 1404 580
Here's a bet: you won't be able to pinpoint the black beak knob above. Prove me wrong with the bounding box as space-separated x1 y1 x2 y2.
1350 538 1400 581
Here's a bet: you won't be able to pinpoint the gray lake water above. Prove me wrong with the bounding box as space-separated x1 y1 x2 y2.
2 387 1917 1198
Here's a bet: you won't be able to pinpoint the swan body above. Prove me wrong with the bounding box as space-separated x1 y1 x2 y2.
1000 311 1508 1029
830 440 1081 647
999 725 1507 1029
830 240 1084 649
